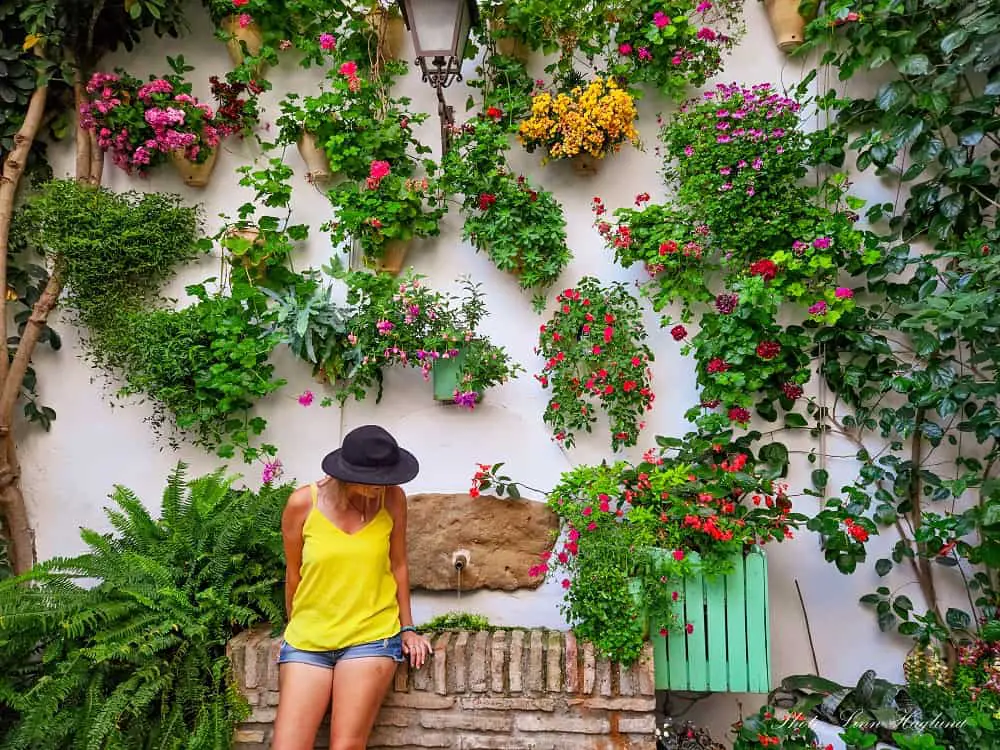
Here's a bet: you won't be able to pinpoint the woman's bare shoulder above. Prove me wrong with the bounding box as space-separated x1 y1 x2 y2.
284 484 314 515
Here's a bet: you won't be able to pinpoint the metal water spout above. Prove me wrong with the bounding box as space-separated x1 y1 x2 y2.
452 549 470 600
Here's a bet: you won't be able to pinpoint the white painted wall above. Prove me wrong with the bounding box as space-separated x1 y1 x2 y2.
22 1 961 743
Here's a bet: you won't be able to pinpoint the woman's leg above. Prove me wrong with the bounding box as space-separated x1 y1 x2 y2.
329 657 397 750
272 662 333 750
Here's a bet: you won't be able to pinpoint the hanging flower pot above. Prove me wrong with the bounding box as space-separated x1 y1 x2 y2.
224 226 270 278
366 8 406 62
570 152 601 176
431 348 482 406
366 238 410 275
221 15 264 67
171 147 218 188
297 132 332 183
489 14 529 62
763 0 812 52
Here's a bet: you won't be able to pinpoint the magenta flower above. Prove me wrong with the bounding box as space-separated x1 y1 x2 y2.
638 47 652 61
684 145 694 157
319 32 336 50
618 42 633 55
454 390 478 409
653 11 671 27
835 287 854 299
808 300 828 316
238 13 252 28
339 60 358 78
261 459 283 484
813 236 832 249
696 0 713 11
376 319 394 334
298 391 314 407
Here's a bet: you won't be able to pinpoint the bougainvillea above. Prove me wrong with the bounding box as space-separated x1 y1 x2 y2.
535 278 654 450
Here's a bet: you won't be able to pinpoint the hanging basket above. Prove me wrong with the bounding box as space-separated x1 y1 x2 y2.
570 153 601 176
763 0 811 52
297 132 332 184
431 348 483 404
366 8 406 62
171 147 218 188
221 15 264 67
649 548 771 693
365 238 410 275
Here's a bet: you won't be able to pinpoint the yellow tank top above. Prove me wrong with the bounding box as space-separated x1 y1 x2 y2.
283 483 400 651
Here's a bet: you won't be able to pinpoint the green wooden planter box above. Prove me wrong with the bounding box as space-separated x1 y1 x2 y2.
649 548 771 693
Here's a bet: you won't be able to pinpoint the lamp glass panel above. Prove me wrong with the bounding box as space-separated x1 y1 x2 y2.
409 0 460 55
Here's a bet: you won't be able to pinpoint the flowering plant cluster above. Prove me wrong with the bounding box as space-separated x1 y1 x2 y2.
608 0 744 101
535 277 654 451
442 109 571 295
731 707 828 750
684 279 813 432
324 159 447 262
329 266 522 407
518 76 639 162
81 60 260 175
277 59 430 181
475 429 804 662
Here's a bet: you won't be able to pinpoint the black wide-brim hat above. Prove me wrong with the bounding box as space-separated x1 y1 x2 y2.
322 424 419 485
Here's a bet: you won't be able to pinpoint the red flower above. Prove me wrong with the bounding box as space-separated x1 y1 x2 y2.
672 550 684 561
603 326 614 343
670 325 687 341
635 192 650 205
756 341 781 360
685 623 694 635
562 579 571 589
659 240 678 255
622 380 637 392
604 313 615 324
707 358 729 374
749 258 778 281
478 193 497 211
672 591 679 601
781 382 803 400
485 106 503 120
728 406 751 423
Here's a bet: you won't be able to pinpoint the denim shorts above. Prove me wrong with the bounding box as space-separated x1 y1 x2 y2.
278 633 404 669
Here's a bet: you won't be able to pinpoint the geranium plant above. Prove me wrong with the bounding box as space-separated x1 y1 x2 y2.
81 56 260 175
276 58 430 181
473 429 806 663
608 0 744 102
518 76 640 163
326 264 522 407
323 159 447 265
535 277 654 451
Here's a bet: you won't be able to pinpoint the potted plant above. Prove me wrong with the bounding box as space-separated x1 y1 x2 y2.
324 160 447 273
364 1 407 62
80 59 259 186
607 0 745 102
276 58 429 183
535 277 654 451
517 75 640 174
761 0 817 52
324 264 523 407
203 0 265 67
442 111 571 293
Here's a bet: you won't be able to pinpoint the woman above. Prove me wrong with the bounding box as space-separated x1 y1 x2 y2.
272 424 434 750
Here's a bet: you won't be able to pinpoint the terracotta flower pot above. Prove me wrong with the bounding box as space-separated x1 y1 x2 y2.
764 0 811 52
366 8 406 61
570 153 601 176
489 18 529 62
171 147 218 188
221 15 264 67
367 238 410 275
297 132 332 183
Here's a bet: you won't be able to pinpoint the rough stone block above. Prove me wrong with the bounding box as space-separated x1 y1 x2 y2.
376 707 419 727
526 630 544 692
618 714 657 734
568 696 656 712
545 631 562 692
581 641 596 695
419 709 512 732
459 696 557 712
490 630 506 693
564 632 579 694
509 629 525 694
432 633 450 695
367 728 452 747
596 657 613 697
451 631 468 693
248 706 276 723
469 631 489 692
405 493 558 591
382 691 456 710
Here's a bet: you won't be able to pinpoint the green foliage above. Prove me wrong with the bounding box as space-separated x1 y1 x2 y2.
0 464 291 749
419 612 494 632
732 706 820 749
17 179 206 328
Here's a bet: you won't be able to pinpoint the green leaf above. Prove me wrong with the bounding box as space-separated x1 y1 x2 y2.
784 413 808 428
875 558 892 577
940 29 968 54
946 608 971 631
898 55 930 75
811 469 829 490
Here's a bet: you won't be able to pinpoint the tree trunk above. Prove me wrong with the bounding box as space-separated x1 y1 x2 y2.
0 64 95 574
0 85 48 574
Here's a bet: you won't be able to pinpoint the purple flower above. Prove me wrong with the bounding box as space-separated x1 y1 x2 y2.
376 319 394 334
792 240 809 254
813 236 832 249
262 459 283 484
454 390 478 409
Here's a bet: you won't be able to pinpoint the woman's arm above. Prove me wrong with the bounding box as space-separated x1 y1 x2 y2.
387 486 414 627
281 487 311 620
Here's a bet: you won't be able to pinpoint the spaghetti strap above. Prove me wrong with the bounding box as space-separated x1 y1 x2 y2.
310 483 319 507
380 486 386 511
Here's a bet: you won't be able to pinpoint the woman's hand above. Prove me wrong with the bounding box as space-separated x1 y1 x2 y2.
401 630 433 669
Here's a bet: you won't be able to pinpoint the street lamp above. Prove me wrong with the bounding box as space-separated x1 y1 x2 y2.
394 0 480 153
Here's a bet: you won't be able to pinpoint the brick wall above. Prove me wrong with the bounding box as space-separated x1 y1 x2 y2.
228 627 657 750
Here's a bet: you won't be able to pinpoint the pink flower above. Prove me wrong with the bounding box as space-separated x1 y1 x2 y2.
232 0 249 6
685 623 694 635
673 550 684 561
813 236 832 249
808 300 828 316
618 42 633 55
562 579 571 589
238 13 252 28
653 11 671 27
261 459 283 484
319 32 336 50
582 506 593 516
697 27 717 40
370 160 390 180
587 522 597 531
298 390 314 407
279 39 292 50
339 60 358 78
696 1 713 11
835 287 854 299
638 47 652 61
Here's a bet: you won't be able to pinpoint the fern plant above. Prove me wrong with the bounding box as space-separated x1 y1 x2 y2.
0 464 290 750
